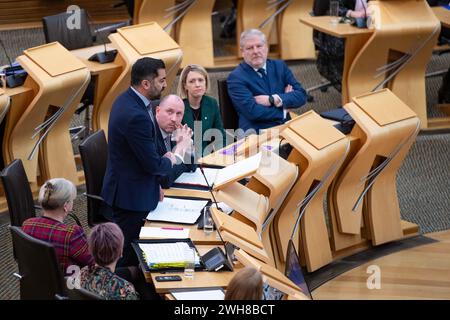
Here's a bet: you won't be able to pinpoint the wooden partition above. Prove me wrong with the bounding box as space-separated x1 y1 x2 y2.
8 43 90 185
274 111 349 272
0 89 9 125
94 22 183 136
236 0 277 56
175 0 216 68
346 0 441 129
133 0 176 33
331 89 420 248
278 0 315 60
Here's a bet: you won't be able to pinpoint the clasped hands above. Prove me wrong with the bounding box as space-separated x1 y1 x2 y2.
163 124 193 165
254 84 293 107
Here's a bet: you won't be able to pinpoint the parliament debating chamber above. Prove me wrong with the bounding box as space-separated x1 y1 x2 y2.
0 0 449 304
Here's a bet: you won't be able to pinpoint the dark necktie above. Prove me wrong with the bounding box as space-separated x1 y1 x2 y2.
164 135 172 152
257 68 267 78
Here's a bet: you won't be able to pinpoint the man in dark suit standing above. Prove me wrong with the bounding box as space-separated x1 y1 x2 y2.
101 57 192 267
227 28 307 134
154 94 196 188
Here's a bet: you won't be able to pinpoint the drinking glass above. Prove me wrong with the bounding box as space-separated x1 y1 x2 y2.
330 0 340 25
203 205 214 234
184 247 196 279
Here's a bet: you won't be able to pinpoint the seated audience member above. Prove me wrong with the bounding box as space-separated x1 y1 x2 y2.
80 222 139 300
22 178 93 273
227 29 307 134
177 64 226 157
154 94 196 188
225 267 263 300
313 0 370 92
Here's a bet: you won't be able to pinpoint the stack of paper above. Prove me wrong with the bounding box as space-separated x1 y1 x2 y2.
139 227 190 239
146 198 208 224
139 242 200 268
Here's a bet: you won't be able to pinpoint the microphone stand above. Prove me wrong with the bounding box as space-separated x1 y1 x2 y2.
199 165 220 211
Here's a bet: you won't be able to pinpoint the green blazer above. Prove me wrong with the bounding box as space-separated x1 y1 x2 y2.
182 95 226 157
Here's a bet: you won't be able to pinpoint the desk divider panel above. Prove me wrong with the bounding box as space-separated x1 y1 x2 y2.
13 42 90 184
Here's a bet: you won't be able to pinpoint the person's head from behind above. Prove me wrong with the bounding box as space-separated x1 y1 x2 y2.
155 94 185 134
131 57 167 100
240 29 268 70
225 267 263 300
38 178 77 218
177 64 210 100
88 222 124 270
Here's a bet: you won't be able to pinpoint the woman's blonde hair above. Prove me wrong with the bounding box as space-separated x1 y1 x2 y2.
224 267 263 300
38 178 77 210
176 64 210 99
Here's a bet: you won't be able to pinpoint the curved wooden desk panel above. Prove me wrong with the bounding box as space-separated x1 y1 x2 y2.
0 90 9 125
279 0 315 60
236 0 277 56
274 111 349 272
12 45 90 184
176 0 215 68
96 23 183 137
134 0 176 33
331 90 420 247
347 0 440 129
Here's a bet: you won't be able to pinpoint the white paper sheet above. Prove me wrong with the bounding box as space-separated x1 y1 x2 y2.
174 168 220 187
171 289 225 300
146 197 208 224
213 152 262 187
139 227 190 239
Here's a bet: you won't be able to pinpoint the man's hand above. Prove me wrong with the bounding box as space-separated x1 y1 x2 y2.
254 95 271 107
285 84 293 93
163 151 177 165
173 124 193 160
159 187 164 202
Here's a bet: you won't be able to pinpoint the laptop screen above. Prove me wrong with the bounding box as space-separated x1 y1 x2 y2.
285 240 312 299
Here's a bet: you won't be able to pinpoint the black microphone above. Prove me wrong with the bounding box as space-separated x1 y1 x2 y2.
88 22 127 64
199 165 220 210
0 38 27 88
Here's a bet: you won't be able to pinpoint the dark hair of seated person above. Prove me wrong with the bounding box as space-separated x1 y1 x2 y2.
225 267 263 300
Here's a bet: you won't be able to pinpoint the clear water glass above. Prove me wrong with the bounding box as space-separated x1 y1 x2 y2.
203 206 214 234
184 247 196 279
330 0 340 25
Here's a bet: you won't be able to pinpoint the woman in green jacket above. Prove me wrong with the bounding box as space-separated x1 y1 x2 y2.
178 64 226 158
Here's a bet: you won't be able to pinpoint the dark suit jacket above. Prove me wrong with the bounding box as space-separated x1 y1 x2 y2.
154 123 196 189
227 59 307 132
101 87 173 212
182 95 226 157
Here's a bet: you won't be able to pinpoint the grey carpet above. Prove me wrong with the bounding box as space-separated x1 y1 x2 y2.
0 25 449 300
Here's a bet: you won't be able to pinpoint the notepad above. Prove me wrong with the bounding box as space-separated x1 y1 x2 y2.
139 227 190 239
174 168 220 187
146 197 208 224
171 289 225 300
138 242 200 268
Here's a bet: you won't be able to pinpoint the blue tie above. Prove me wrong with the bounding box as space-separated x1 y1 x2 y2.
257 68 267 78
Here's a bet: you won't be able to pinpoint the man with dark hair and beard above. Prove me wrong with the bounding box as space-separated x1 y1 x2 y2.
102 57 192 268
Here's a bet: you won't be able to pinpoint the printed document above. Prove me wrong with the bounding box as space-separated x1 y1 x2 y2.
146 197 208 224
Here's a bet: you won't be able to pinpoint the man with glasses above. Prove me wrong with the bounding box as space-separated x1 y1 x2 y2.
227 29 307 134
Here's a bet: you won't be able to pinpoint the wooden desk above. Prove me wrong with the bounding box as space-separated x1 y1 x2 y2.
433 6 450 28
145 245 243 294
300 16 373 104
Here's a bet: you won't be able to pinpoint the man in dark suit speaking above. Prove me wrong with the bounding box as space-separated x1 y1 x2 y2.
101 57 192 267
227 28 308 133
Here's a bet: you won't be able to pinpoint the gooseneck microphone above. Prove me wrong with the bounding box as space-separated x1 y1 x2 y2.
199 165 220 210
